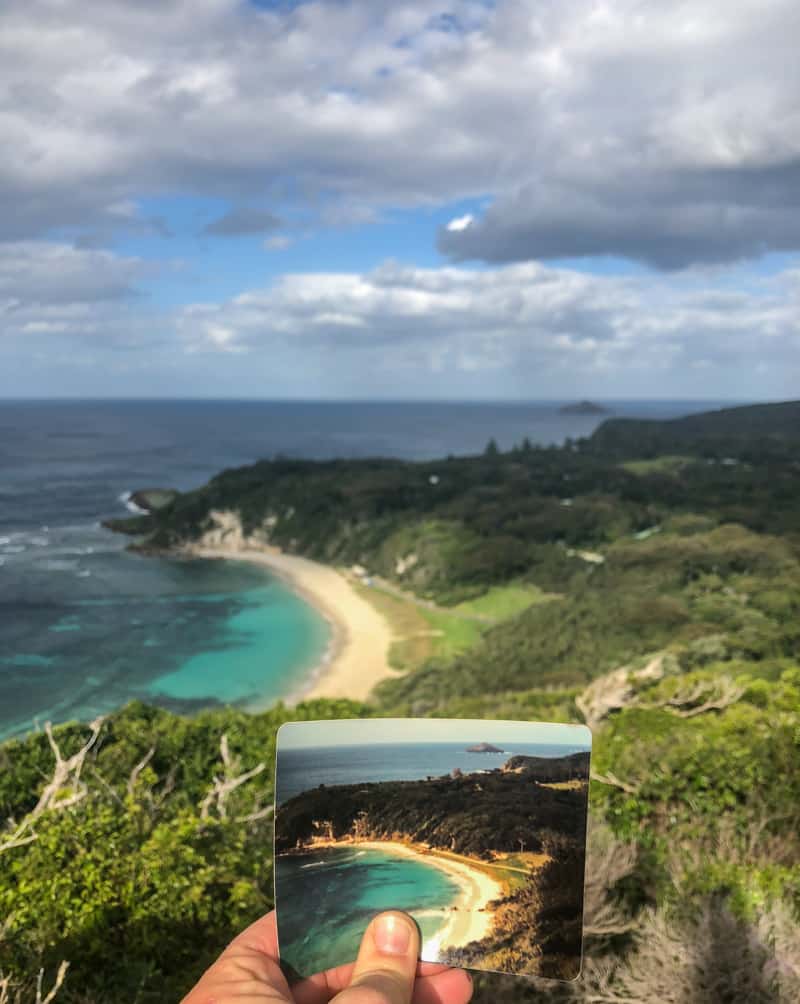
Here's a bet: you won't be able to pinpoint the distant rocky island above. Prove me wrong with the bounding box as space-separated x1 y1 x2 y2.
466 742 506 753
559 400 611 415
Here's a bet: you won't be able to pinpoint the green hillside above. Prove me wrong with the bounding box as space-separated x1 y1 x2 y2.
3 400 800 1002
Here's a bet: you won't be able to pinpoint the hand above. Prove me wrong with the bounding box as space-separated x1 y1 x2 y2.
182 909 473 1004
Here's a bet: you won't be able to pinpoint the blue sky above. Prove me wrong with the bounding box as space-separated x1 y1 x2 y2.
277 718 591 750
0 0 798 399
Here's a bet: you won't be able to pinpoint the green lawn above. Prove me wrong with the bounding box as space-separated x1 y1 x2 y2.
418 606 483 661
452 582 557 619
620 454 693 476
353 581 541 671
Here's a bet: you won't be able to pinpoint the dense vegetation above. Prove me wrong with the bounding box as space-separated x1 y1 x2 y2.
274 754 589 859
4 400 800 1002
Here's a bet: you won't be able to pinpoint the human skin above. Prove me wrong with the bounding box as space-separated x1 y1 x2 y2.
181 909 474 1004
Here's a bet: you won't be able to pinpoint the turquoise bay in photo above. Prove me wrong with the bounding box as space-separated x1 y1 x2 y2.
276 846 461 978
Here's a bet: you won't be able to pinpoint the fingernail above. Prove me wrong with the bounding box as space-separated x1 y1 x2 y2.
373 913 412 955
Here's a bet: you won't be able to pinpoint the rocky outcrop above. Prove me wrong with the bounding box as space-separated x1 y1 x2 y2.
193 510 274 552
502 751 590 783
466 742 506 753
559 401 610 415
129 489 179 513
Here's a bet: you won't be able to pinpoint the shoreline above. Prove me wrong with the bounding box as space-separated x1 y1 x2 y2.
183 540 399 703
287 839 504 952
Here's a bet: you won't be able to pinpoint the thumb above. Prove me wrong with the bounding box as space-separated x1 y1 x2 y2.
334 911 420 1004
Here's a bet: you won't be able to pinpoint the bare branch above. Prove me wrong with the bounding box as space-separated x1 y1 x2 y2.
591 770 639 795
127 746 157 799
236 803 275 824
0 962 69 1004
88 767 124 809
200 734 266 821
577 654 667 730
1 719 104 856
32 718 104 817
666 676 744 718
37 963 69 1004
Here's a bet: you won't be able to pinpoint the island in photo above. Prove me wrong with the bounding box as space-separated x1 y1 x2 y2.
274 718 591 982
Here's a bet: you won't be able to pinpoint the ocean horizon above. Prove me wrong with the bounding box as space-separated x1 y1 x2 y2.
276 740 589 804
1 398 729 739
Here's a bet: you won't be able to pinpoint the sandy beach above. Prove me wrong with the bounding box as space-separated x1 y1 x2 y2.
305 839 504 952
182 511 398 701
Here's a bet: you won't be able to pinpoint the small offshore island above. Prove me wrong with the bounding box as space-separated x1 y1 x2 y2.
559 400 611 415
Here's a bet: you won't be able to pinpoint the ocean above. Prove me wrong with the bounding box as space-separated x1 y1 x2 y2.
276 845 461 977
0 398 729 740
276 740 588 804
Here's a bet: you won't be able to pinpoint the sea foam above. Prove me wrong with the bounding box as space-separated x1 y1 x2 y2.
119 491 149 515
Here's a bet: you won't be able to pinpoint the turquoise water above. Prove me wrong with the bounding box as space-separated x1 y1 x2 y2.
150 582 329 706
275 846 461 978
0 535 330 740
2 399 714 739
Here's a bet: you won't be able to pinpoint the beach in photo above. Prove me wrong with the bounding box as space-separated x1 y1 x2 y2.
274 718 591 981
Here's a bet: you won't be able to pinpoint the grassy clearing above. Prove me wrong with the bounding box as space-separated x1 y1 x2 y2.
353 580 549 672
621 454 693 476
418 606 483 661
452 582 557 619
351 580 481 671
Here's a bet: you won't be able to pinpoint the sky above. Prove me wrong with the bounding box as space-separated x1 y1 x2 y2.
0 0 798 400
277 718 591 750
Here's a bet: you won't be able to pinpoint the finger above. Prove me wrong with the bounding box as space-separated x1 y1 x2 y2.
294 959 454 1003
411 968 473 1004
228 909 280 959
293 963 469 1004
334 912 420 1004
181 911 290 1004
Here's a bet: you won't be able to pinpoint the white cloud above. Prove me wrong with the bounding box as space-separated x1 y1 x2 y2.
446 214 474 232
0 241 156 344
0 0 798 266
177 259 800 391
5 247 798 397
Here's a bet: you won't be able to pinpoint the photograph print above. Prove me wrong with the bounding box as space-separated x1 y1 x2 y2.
274 717 592 982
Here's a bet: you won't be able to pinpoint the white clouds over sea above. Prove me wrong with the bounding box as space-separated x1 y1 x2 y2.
0 0 798 396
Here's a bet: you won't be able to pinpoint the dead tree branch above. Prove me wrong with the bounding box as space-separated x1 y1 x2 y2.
1 718 104 855
127 745 156 799
199 734 266 821
591 770 640 795
0 962 69 1004
36 963 69 1004
664 676 744 718
236 803 275 824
